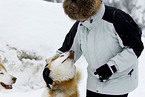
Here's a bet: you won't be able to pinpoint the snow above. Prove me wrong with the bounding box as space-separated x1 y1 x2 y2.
0 0 144 97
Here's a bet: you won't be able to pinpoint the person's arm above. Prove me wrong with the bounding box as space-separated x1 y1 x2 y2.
107 34 140 72
95 7 144 81
57 21 82 62
107 9 144 72
58 21 80 52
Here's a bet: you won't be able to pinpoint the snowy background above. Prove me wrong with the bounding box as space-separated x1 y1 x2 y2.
0 0 144 97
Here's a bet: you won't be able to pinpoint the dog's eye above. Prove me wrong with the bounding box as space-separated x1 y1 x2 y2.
0 72 4 74
60 55 64 57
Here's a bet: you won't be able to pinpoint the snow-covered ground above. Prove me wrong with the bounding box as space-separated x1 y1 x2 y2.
0 0 144 97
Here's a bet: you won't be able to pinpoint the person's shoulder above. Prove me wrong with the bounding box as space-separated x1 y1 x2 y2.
104 5 127 15
103 5 134 23
102 5 117 23
104 5 117 11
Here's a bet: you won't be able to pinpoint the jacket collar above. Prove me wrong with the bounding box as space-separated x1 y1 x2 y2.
81 3 105 30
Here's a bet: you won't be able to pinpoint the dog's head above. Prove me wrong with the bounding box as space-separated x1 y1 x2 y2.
47 50 76 82
0 58 17 90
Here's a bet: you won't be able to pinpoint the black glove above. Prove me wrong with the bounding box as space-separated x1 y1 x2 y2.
43 64 53 88
94 64 117 82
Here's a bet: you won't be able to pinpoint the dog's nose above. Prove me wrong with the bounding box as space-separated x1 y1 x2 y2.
69 50 74 59
12 77 17 83
70 50 74 54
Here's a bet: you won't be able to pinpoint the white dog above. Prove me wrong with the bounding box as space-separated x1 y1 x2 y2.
42 50 81 97
0 58 17 90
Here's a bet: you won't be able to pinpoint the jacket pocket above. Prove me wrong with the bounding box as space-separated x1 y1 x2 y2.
102 74 136 94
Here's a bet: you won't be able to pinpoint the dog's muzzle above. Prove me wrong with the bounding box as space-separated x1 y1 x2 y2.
69 50 74 59
61 50 74 64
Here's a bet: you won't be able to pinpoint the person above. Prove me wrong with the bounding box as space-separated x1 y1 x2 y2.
43 0 144 97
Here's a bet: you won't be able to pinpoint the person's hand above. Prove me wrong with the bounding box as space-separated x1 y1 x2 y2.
94 64 117 82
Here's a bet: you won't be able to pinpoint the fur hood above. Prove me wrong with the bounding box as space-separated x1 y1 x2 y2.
63 0 101 20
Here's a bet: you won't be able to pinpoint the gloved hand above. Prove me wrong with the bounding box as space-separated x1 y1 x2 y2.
94 64 117 82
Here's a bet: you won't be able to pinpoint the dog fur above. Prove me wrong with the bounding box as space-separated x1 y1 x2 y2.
0 58 17 90
42 51 81 97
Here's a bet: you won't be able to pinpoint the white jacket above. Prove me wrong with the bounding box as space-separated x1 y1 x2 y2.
58 3 144 95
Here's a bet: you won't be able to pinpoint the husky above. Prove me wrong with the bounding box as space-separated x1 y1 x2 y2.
0 58 17 90
42 50 81 97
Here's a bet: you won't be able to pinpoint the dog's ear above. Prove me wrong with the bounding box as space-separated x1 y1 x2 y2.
0 57 7 72
45 58 51 64
45 55 59 64
43 67 53 87
0 57 2 63
45 55 59 69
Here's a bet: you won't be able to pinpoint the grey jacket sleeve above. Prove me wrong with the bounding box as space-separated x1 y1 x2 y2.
57 21 82 62
107 33 138 72
71 27 82 63
58 21 80 52
103 6 144 72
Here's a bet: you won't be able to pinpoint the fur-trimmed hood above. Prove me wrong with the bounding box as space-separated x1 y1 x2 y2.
63 0 101 20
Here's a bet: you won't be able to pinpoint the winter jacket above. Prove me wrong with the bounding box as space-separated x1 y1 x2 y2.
58 3 144 95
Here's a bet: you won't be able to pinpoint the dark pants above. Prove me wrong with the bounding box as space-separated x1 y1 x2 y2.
87 90 128 97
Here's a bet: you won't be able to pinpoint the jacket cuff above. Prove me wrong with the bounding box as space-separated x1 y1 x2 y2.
107 61 118 73
56 50 63 55
111 65 117 73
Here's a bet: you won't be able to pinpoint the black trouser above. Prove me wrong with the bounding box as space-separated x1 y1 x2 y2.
87 90 128 97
